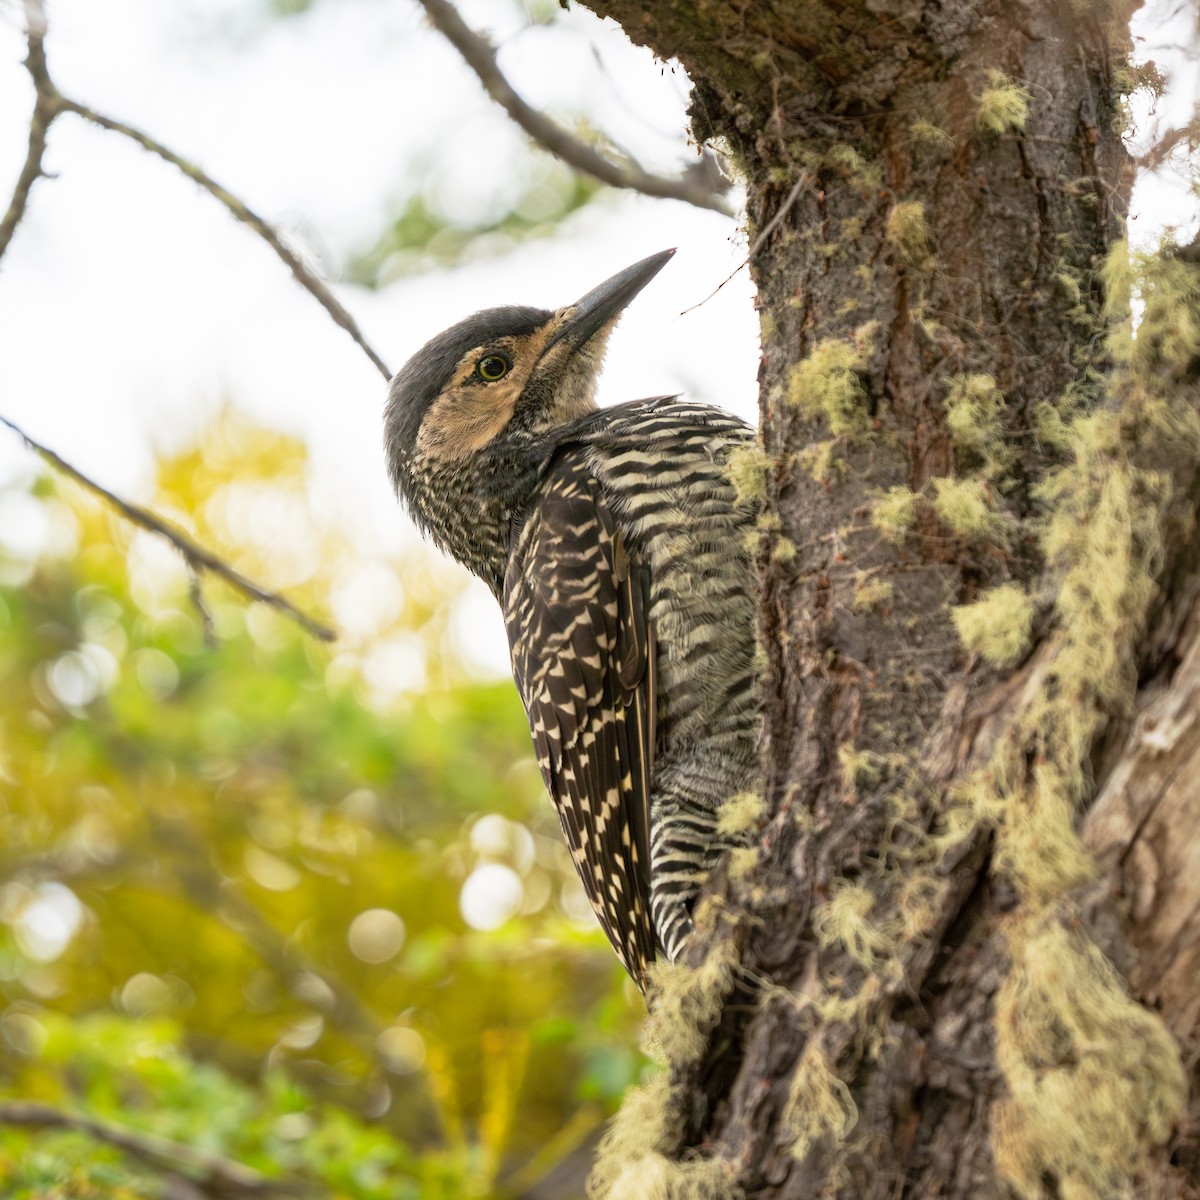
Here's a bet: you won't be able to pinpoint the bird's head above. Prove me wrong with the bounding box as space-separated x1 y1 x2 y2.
383 249 675 536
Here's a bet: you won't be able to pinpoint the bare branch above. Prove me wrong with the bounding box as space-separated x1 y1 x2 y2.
0 413 337 643
415 0 736 217
0 1101 313 1197
13 29 390 383
54 96 392 381
188 568 219 648
1134 115 1200 172
3 2 337 643
0 3 62 265
681 170 811 314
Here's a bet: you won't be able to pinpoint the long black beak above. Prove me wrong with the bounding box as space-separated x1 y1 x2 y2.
548 248 676 351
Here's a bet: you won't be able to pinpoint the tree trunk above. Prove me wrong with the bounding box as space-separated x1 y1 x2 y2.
581 1 1199 1197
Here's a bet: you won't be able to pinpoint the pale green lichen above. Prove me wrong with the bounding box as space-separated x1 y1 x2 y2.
717 792 766 838
944 373 1011 473
826 143 867 174
951 584 1035 668
589 1072 670 1180
1032 402 1066 451
1037 417 1162 707
593 1152 737 1200
589 1072 738 1199
773 536 797 565
727 847 759 883
1103 240 1200 374
803 141 882 190
910 118 955 150
852 573 893 613
930 476 1004 538
796 439 840 482
782 1042 858 1162
838 744 884 788
812 880 892 969
976 70 1032 134
725 443 771 507
993 915 1187 1200
1111 59 1167 101
870 486 920 543
787 338 869 435
1053 269 1083 305
643 938 739 1068
885 200 932 269
996 761 1096 902
1052 265 1100 333
957 241 1198 1192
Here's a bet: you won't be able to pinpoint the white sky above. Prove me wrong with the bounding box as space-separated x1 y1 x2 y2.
0 0 1195 681
0 0 756 496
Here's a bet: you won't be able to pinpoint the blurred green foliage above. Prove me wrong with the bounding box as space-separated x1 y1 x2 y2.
348 162 604 289
0 412 645 1198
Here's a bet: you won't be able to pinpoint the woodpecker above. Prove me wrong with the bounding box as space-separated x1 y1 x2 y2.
384 250 760 990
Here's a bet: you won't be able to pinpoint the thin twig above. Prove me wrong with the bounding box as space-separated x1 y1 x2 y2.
0 414 337 643
1134 116 1200 171
681 171 811 315
13 6 386 383
0 1101 313 1197
188 568 218 648
0 2 61 264
415 0 735 217
52 97 392 381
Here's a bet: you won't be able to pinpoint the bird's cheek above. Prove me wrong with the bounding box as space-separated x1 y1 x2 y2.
417 387 520 461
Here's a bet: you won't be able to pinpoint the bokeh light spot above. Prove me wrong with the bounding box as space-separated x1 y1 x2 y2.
132 648 180 700
459 863 523 931
243 844 301 892
279 1014 324 1049
46 651 101 709
347 908 406 963
0 1010 47 1057
470 813 536 872
120 972 175 1015
274 1112 315 1141
376 1025 426 1074
11 882 84 962
0 492 50 560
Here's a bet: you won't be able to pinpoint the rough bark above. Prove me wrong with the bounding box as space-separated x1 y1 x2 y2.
581 1 1199 1197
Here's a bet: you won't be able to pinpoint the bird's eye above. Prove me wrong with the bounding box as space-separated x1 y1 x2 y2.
476 353 512 382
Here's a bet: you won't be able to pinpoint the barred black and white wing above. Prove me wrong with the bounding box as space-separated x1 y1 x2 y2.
502 449 658 989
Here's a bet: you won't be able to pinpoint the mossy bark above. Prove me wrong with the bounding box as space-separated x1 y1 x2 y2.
582 1 1200 1198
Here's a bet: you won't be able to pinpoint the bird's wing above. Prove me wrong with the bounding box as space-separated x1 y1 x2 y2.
503 449 657 989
